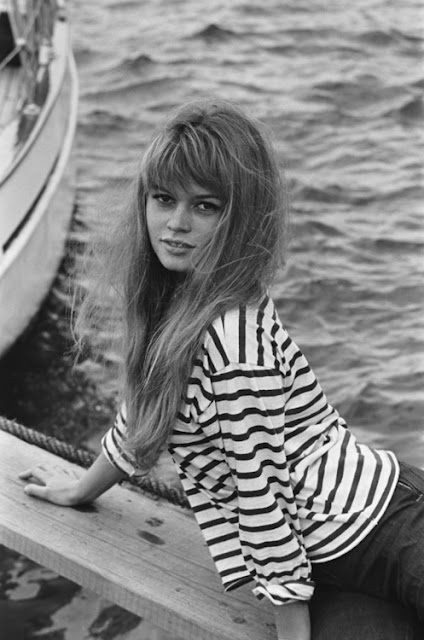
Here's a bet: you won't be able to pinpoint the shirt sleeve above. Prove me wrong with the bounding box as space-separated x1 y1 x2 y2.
210 362 315 605
101 403 143 477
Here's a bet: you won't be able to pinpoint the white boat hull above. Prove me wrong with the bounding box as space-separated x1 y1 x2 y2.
0 23 78 356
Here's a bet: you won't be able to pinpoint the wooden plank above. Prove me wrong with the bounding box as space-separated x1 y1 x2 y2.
0 430 275 640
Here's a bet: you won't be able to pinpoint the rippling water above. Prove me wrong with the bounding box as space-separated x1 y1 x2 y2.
1 0 423 637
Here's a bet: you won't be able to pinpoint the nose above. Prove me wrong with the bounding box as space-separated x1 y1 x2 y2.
167 202 191 232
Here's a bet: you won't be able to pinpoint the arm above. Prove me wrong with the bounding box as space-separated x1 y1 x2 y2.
210 362 315 605
274 602 311 640
19 404 141 506
19 450 126 506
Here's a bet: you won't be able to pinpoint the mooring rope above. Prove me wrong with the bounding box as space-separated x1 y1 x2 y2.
0 416 190 509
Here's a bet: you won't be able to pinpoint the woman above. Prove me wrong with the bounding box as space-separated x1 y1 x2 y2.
20 100 424 639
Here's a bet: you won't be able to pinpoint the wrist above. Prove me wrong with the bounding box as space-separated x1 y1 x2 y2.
70 453 126 505
69 479 92 505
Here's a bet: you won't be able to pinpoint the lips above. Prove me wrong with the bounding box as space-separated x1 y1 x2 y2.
161 238 194 249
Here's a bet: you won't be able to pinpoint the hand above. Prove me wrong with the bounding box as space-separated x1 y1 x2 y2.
274 601 311 640
19 464 83 506
19 452 127 506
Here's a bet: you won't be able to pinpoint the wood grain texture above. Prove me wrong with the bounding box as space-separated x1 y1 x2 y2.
0 430 276 640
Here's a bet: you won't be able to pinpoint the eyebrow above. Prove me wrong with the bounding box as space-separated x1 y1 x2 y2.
150 183 168 192
192 192 221 200
150 184 221 200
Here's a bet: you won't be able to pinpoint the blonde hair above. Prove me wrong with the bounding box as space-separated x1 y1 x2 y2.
77 99 288 470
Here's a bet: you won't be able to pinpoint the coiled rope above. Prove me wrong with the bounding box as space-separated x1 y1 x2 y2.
0 416 190 509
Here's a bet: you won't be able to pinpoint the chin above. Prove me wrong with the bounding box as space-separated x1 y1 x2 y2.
161 257 190 273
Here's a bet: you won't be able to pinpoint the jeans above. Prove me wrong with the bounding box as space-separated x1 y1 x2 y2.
310 586 423 640
310 461 424 639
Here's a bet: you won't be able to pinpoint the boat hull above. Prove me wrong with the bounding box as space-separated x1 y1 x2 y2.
0 46 78 356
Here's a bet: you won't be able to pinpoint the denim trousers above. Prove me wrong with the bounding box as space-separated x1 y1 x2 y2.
309 461 424 640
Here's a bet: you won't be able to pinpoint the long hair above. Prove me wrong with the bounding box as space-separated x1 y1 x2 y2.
77 100 288 471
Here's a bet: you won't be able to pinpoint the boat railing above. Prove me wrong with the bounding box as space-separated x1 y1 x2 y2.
0 0 63 119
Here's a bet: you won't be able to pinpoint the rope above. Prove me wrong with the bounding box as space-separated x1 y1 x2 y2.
0 416 190 509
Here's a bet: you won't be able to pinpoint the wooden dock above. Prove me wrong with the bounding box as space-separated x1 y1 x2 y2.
0 430 276 640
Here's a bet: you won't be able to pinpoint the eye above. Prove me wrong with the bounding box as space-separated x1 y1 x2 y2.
196 200 221 214
152 192 173 205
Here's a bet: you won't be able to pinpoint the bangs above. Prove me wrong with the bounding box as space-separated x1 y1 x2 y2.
143 128 231 200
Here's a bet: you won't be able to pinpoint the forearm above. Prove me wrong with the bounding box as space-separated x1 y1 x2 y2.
73 451 127 503
20 450 127 506
274 601 311 640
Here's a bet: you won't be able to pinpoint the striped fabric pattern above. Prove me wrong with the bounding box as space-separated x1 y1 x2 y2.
102 295 399 605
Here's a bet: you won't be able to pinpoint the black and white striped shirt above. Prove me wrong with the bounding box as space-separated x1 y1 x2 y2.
102 295 399 605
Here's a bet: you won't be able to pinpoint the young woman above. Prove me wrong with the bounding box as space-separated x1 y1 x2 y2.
19 100 424 639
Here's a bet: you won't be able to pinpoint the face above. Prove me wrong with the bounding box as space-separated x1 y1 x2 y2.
145 181 223 273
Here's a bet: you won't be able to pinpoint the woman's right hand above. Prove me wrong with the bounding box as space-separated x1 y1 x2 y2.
19 464 84 506
19 451 127 507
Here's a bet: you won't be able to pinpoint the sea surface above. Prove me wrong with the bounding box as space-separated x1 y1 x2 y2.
1 0 423 638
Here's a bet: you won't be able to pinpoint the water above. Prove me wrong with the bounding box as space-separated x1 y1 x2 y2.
1 0 423 637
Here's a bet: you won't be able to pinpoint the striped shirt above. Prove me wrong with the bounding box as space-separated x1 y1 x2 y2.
102 295 399 606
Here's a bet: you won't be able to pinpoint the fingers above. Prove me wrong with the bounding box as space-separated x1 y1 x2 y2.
18 469 33 480
18 464 82 505
19 466 49 499
18 466 48 486
19 465 80 481
24 483 48 500
19 464 47 479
